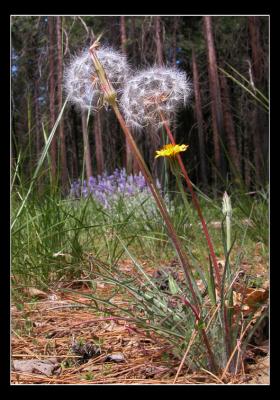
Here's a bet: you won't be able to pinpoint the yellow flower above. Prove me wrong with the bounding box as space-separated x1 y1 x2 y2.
155 143 189 158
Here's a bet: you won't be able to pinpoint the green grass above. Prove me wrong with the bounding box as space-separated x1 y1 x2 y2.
11 179 268 290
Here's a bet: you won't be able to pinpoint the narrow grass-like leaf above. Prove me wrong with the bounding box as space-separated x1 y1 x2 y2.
11 95 70 230
218 67 269 111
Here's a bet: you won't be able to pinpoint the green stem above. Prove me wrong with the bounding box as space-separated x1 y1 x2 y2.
226 215 231 253
159 112 234 366
170 159 192 217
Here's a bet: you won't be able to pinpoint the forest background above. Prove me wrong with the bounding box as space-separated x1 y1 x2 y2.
11 16 269 195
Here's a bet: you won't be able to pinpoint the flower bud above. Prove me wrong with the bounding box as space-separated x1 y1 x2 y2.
222 191 232 218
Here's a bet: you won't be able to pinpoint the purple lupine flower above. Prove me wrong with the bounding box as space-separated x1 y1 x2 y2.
68 168 174 218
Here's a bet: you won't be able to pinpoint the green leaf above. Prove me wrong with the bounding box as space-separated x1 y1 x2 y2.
168 274 181 295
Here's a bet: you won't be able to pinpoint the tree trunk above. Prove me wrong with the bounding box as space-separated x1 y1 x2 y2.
129 18 140 174
248 17 263 85
192 49 208 188
48 16 57 184
220 72 241 179
248 16 265 185
130 17 137 64
81 111 93 180
172 17 179 67
250 106 263 185
203 16 227 185
243 118 251 189
71 108 79 180
34 79 41 163
154 16 165 182
11 100 18 166
56 16 68 193
120 15 127 54
155 16 164 66
94 111 104 175
120 16 134 173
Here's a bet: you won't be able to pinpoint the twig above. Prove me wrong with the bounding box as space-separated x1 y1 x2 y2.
173 328 198 383
201 368 224 384
221 317 255 380
12 329 41 360
12 354 81 358
46 304 88 311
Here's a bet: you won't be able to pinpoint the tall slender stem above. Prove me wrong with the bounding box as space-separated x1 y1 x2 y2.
159 112 233 365
112 104 218 373
170 159 192 216
159 112 222 294
112 105 199 307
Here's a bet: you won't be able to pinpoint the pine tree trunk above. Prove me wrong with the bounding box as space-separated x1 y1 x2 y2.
127 18 143 174
130 17 137 64
131 9 140 181
250 106 263 185
120 16 134 173
170 17 179 147
34 77 43 194
248 16 265 185
11 98 18 166
71 108 79 180
81 111 93 180
153 16 165 182
56 16 68 193
203 16 227 185
94 111 104 175
192 49 208 188
248 17 263 85
34 78 41 163
220 72 241 179
243 119 251 189
172 17 179 67
48 16 57 184
120 16 127 54
155 16 164 66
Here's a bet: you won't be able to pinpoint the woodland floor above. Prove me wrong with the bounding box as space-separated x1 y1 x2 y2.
11 255 269 385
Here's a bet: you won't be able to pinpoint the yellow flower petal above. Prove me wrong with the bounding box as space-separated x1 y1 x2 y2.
155 143 189 158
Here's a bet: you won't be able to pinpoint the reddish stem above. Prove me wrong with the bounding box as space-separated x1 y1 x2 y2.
160 113 233 364
159 113 222 294
178 295 218 372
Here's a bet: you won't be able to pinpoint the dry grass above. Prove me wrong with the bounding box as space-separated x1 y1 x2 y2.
11 258 269 385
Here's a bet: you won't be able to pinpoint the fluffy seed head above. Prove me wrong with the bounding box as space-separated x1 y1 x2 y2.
120 67 192 130
64 46 131 112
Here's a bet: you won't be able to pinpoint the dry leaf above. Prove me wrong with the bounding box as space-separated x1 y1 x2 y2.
246 288 269 308
23 287 47 299
232 282 269 315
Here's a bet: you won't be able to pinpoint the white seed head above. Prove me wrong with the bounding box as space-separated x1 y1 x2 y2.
64 46 131 112
120 66 192 130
